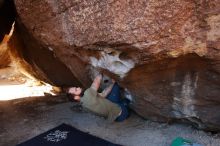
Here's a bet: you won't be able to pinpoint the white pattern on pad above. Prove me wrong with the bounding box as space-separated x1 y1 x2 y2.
44 130 69 142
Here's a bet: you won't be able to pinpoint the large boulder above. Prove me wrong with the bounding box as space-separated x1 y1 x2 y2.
14 0 220 131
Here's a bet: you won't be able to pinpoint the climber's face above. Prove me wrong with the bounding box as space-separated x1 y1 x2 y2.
68 87 82 96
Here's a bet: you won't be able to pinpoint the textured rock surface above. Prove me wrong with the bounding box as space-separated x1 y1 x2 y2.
14 0 220 130
0 0 16 68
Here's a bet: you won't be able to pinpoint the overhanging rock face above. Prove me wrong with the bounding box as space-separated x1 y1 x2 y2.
14 0 220 131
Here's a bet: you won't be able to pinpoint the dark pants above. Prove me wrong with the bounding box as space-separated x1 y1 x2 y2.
107 83 129 122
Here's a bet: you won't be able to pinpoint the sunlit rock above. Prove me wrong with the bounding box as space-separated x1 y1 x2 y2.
13 0 220 131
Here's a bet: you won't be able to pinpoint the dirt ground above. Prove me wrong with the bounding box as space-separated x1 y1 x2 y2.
0 65 219 146
0 95 220 146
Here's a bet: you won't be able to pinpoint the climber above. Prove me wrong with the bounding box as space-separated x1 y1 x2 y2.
67 74 130 122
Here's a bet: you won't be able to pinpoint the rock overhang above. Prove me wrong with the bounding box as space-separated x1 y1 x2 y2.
11 0 220 131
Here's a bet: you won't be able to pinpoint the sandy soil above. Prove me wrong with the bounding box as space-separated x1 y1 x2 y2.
0 66 219 146
0 96 220 146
